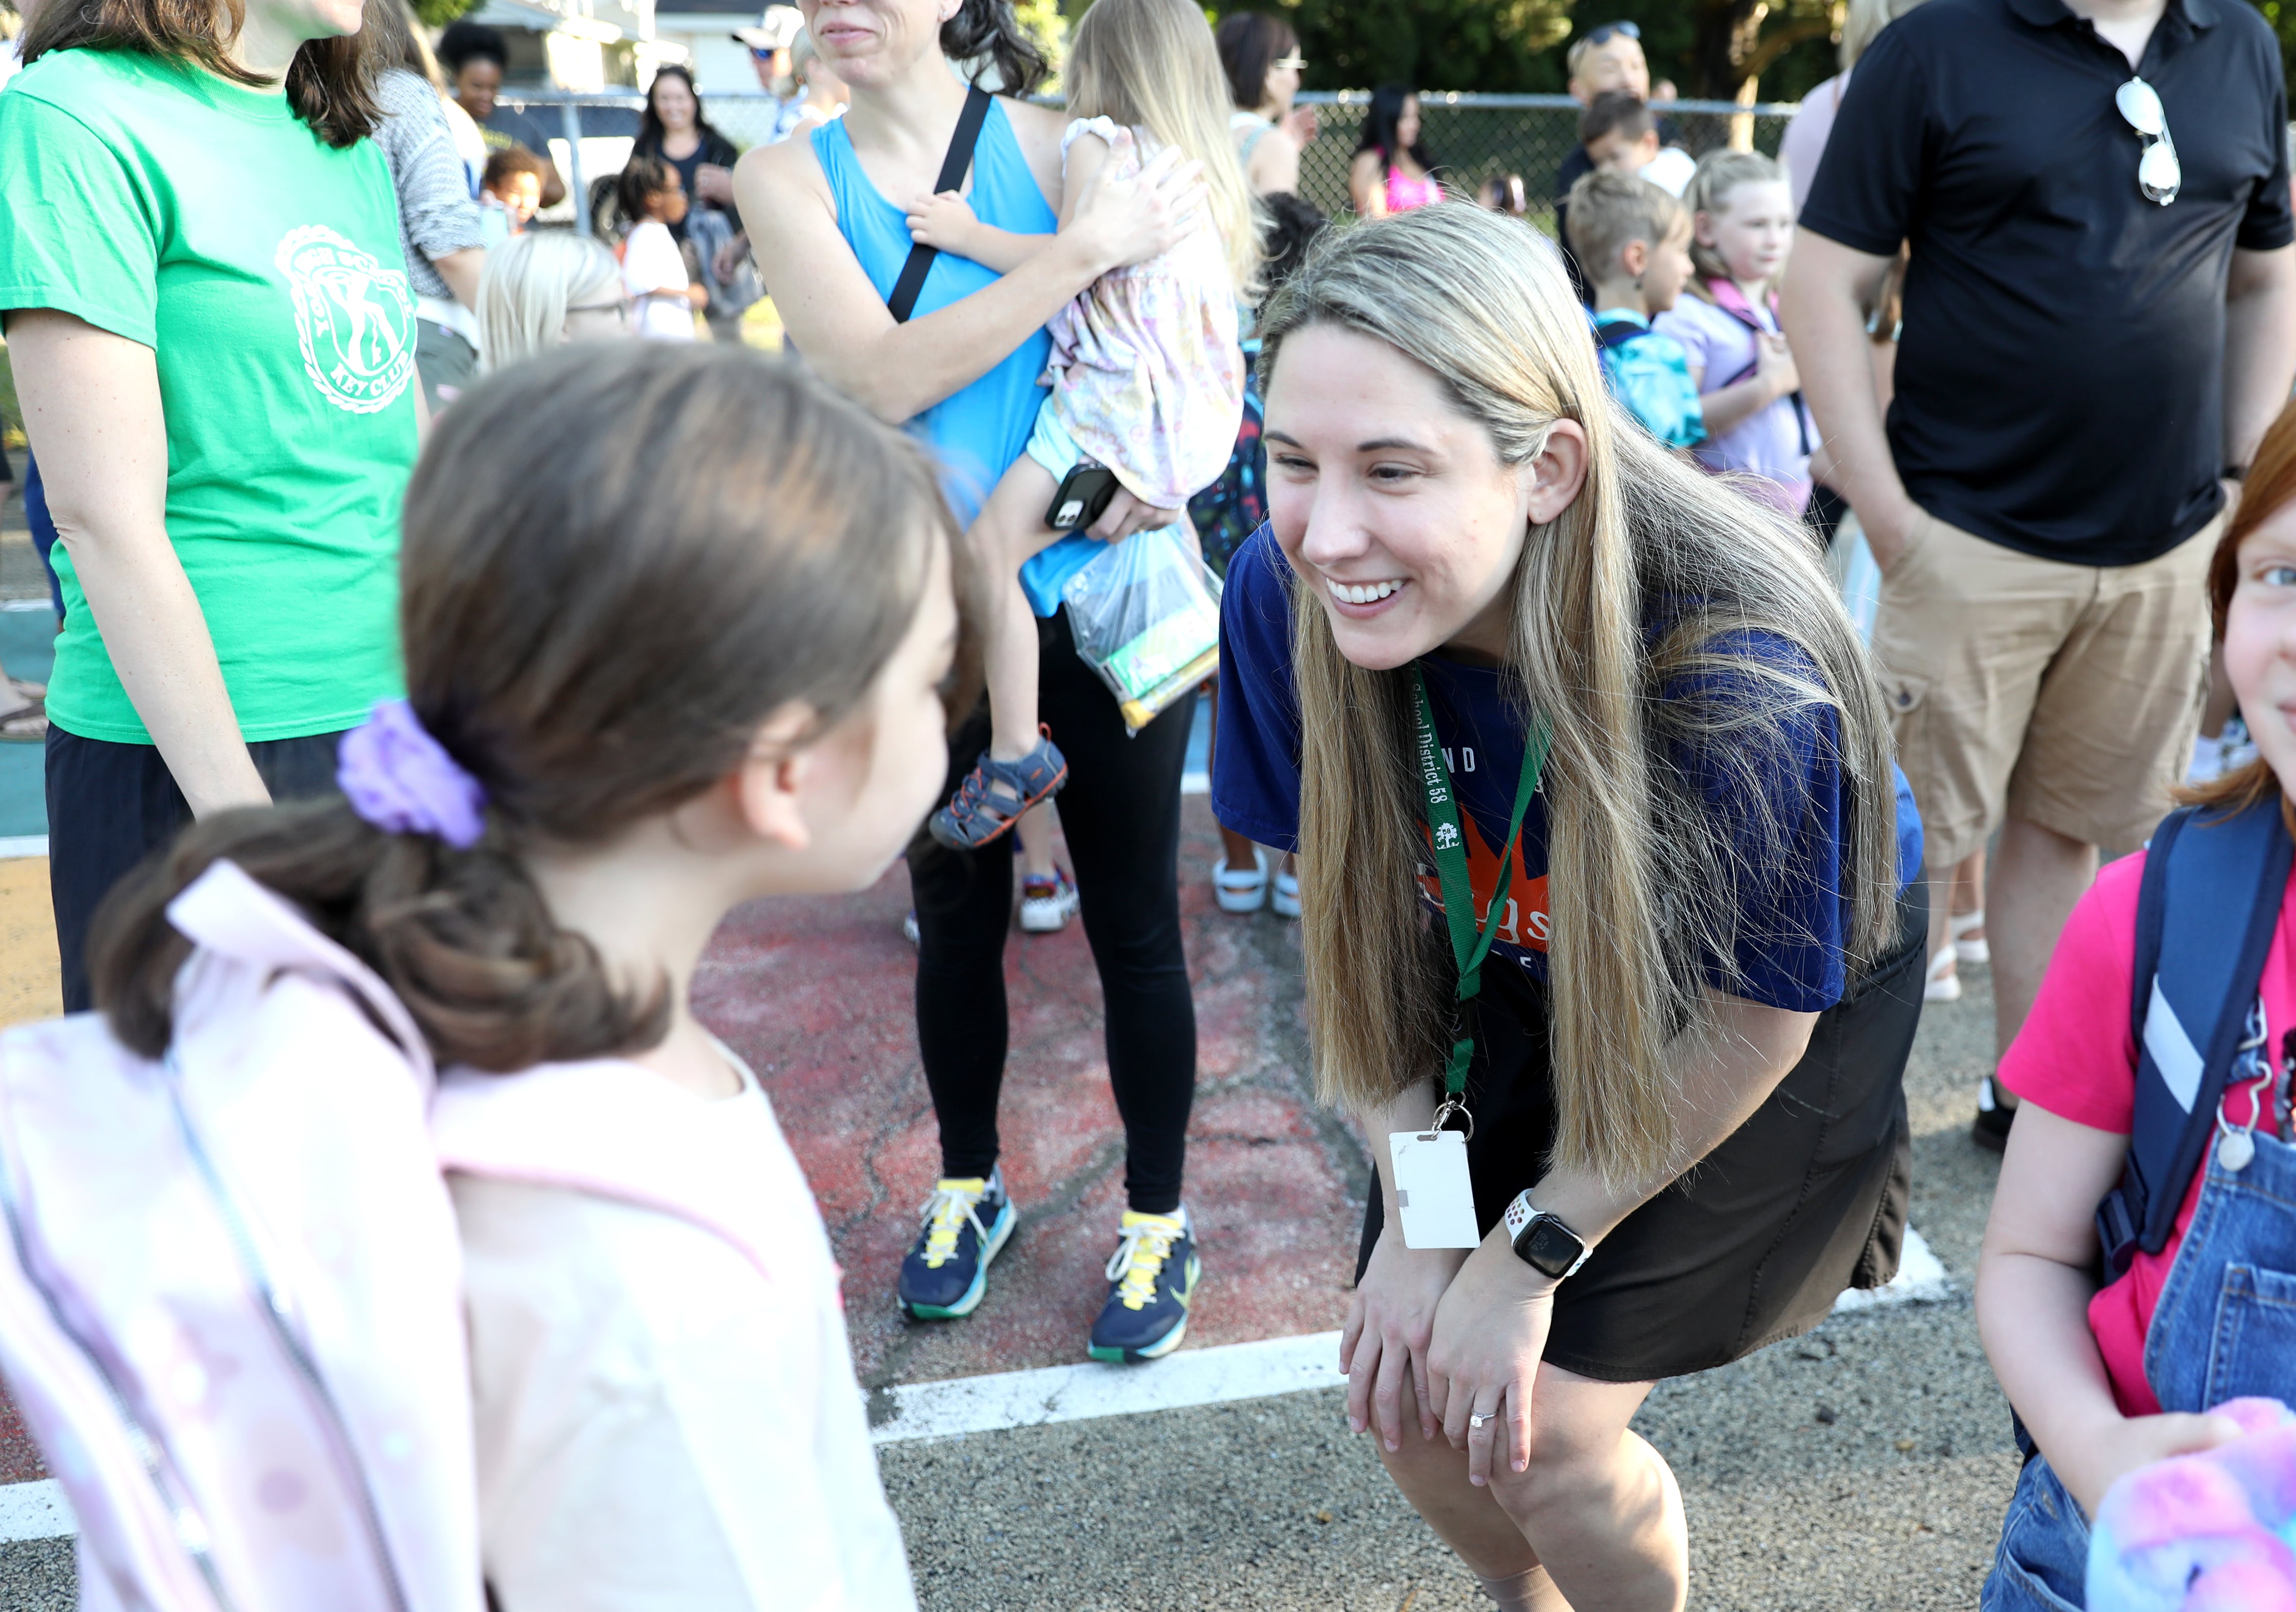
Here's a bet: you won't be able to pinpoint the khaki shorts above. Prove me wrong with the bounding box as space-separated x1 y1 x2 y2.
1871 510 2216 871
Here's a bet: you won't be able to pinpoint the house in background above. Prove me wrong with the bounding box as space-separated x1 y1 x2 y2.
650 0 770 95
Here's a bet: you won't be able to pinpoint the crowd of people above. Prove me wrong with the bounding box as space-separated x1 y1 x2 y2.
0 0 2292 1605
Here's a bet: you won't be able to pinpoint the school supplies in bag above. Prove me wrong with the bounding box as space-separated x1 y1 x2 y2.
0 859 483 1612
1062 524 1222 734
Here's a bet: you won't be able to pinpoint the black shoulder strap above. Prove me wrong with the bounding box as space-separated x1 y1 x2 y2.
886 86 993 325
2128 807 2183 1067
1592 320 1649 353
2097 798 2292 1276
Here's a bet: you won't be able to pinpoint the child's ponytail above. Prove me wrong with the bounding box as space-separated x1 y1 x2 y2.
91 343 960 1070
92 796 664 1069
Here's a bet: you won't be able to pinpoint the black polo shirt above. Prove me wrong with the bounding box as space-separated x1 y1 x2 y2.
1799 0 2292 567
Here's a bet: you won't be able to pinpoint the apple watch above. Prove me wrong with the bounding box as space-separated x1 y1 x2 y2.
1503 1190 1592 1281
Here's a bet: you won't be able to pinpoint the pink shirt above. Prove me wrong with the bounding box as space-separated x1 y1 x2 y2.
1998 851 2296 1416
1385 164 1442 212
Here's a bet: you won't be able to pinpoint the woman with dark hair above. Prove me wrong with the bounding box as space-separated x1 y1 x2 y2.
738 0 1220 1359
0 0 420 1012
437 17 568 209
1350 82 1441 217
634 64 741 242
1214 10 1315 196
635 62 758 337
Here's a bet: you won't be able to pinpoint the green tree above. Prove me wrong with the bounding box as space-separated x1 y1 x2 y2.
411 0 482 28
1018 0 1072 87
1213 0 2294 99
2256 0 2296 82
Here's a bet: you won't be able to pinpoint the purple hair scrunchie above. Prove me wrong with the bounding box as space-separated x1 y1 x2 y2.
336 699 489 850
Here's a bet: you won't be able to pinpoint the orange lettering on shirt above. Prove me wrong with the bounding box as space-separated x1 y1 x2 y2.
1419 813 1551 953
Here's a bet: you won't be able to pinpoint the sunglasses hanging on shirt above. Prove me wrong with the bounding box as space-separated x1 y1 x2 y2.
2116 77 2181 206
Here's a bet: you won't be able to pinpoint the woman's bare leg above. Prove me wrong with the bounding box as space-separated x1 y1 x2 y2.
1203 684 1263 873
967 457 1064 765
1950 848 1986 930
1376 1365 1685 1612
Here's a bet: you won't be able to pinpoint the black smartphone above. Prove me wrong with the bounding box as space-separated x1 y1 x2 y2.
1045 459 1121 533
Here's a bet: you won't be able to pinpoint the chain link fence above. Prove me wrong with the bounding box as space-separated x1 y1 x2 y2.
1291 92 1796 231
495 87 1798 239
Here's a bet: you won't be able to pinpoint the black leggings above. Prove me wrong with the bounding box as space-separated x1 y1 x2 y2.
909 607 1197 1214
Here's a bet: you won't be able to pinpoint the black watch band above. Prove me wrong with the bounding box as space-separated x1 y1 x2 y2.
1502 1190 1592 1280
2224 462 2248 483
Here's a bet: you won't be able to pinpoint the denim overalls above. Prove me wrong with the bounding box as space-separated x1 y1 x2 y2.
1981 1041 2296 1610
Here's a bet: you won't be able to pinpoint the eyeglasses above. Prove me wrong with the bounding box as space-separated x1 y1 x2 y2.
566 298 630 323
1582 21 1640 45
2116 76 2180 206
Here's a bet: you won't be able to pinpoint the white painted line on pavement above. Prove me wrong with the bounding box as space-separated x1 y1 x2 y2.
0 1480 72 1544
874 1329 1346 1446
1831 1225 1951 1313
874 1226 1951 1446
0 836 47 861
0 1229 1954 1531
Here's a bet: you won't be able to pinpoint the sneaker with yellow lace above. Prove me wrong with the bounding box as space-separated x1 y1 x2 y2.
1088 1207 1200 1362
898 1170 1016 1321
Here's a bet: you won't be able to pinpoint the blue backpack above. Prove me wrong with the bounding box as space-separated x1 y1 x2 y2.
2096 796 2293 1277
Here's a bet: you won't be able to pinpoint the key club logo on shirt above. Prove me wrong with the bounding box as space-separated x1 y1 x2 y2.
276 225 414 414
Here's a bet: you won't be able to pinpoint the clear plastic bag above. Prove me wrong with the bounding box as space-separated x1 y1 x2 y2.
1061 522 1224 735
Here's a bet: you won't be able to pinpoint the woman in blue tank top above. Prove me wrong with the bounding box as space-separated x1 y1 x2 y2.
737 0 1218 1367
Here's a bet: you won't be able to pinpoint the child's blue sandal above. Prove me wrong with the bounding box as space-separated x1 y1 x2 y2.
929 728 1068 850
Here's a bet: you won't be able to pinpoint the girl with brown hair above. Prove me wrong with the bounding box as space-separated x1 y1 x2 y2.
1213 205 1926 1610
1215 10 1315 196
0 0 412 1015
88 342 959 1606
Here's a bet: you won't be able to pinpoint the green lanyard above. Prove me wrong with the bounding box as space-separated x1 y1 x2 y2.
1412 665 1550 1130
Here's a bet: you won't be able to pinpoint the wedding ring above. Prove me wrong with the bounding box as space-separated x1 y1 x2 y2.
1469 1413 1491 1429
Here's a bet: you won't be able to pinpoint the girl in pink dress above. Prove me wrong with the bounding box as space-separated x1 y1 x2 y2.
908 0 1258 850
1349 83 1444 217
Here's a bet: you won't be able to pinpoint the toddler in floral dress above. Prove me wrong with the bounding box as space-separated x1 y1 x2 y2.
907 0 1259 849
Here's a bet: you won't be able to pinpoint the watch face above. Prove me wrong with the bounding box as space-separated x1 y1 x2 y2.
1523 1218 1584 1277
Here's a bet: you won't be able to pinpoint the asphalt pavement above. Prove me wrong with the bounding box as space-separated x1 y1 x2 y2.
0 933 2017 1609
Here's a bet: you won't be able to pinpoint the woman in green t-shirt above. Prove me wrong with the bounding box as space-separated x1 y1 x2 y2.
0 0 416 1010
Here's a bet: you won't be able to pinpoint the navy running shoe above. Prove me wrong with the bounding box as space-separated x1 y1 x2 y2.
1088 1208 1200 1362
899 1171 1016 1320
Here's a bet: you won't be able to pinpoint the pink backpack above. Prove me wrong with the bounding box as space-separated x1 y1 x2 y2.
0 860 483 1612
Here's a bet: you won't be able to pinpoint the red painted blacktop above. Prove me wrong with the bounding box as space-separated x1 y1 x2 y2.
0 798 1362 1484
694 797 1367 1394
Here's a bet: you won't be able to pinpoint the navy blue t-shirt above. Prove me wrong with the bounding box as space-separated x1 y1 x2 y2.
1212 529 1923 1014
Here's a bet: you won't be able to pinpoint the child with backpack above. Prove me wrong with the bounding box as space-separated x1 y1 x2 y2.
1971 398 2296 1608
1565 168 1703 452
903 0 1256 851
0 344 946 1608
1653 149 1812 515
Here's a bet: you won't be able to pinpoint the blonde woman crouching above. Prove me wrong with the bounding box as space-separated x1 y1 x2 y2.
1210 204 1927 1610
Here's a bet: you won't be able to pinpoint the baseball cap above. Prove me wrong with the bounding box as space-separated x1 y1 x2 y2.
732 5 802 51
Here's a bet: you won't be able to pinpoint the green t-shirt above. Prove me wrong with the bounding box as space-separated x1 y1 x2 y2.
0 48 416 743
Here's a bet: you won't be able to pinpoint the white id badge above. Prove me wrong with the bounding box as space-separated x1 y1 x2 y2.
1387 1128 1481 1249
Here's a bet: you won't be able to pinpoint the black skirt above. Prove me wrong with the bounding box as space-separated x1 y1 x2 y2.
1357 883 1927 1383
